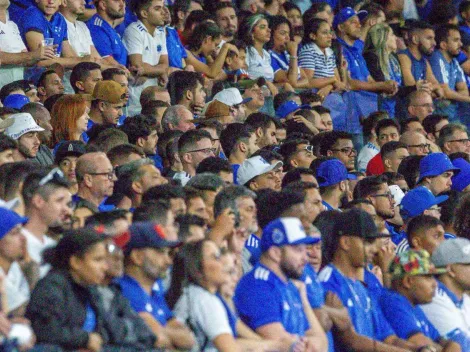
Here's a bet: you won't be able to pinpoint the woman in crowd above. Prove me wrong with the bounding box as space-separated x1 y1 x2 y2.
282 2 303 42
172 240 297 352
299 18 347 98
364 23 431 117
268 16 310 88
50 94 90 147
185 21 239 80
26 228 157 351
303 2 334 27
239 14 275 83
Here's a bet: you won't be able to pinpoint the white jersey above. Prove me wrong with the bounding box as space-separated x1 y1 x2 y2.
0 14 26 87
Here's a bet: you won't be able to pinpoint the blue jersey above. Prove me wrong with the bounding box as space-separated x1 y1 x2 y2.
234 264 310 335
20 6 68 55
166 26 187 69
119 275 173 326
9 0 35 26
379 288 440 341
363 268 384 302
245 234 261 266
399 48 428 82
87 14 128 65
232 164 240 184
302 263 325 309
319 264 394 348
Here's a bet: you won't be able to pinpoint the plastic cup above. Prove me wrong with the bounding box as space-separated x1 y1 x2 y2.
42 38 54 47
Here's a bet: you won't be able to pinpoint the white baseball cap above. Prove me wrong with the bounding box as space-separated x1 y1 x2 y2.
389 185 405 206
237 156 283 186
5 113 44 140
213 88 252 107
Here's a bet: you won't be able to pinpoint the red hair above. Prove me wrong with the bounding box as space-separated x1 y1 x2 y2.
50 94 88 146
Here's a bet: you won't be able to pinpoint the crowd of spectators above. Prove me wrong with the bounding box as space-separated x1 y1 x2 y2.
0 0 470 350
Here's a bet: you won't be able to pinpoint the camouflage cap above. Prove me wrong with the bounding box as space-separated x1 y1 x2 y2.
389 249 447 278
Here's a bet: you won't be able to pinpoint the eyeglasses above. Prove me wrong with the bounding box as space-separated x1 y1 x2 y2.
39 168 65 186
428 206 441 212
407 143 430 150
88 170 116 180
330 147 357 156
447 138 470 144
186 147 217 155
295 145 314 155
370 192 393 201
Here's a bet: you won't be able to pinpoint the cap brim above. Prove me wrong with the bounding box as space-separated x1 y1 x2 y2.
154 240 183 248
434 194 449 205
241 97 253 104
291 237 321 246
347 173 357 180
367 232 392 239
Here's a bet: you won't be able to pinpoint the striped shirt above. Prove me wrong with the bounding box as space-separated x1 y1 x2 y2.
299 42 336 78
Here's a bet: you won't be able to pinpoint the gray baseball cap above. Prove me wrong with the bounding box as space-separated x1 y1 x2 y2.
432 238 470 267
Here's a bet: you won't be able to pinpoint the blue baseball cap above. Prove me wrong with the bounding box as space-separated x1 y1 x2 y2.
333 7 368 29
418 153 460 183
316 159 356 187
451 158 470 192
0 208 28 240
260 217 320 253
400 186 448 221
3 94 30 110
275 100 311 119
123 222 182 255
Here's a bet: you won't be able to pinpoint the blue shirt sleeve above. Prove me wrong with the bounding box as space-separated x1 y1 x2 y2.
234 278 283 331
271 54 282 73
429 53 445 84
88 23 114 58
379 291 422 340
21 7 46 36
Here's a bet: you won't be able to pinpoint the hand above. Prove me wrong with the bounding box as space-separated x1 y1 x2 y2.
291 115 320 135
317 85 332 100
382 80 398 94
289 336 307 352
376 244 395 274
33 45 56 61
433 86 445 99
291 279 307 298
223 43 239 56
333 80 348 92
325 292 352 332
158 73 168 87
370 266 383 285
416 80 432 94
0 312 11 336
209 208 236 243
87 333 103 352
286 40 299 56
192 102 205 115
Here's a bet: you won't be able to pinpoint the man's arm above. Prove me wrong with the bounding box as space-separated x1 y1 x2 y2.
128 54 169 78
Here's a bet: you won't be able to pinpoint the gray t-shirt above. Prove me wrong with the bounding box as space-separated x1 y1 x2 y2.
174 284 233 352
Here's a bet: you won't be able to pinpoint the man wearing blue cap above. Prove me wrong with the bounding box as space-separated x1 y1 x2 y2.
119 222 195 350
315 158 355 211
234 217 328 351
418 153 460 196
0 207 33 316
335 7 397 145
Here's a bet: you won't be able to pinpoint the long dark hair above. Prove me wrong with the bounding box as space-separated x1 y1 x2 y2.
43 228 107 270
266 15 292 50
187 21 222 51
302 18 328 45
166 239 207 309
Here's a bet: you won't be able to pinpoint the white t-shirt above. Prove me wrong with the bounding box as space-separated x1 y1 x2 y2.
420 283 470 338
21 228 56 278
174 284 233 352
123 21 168 115
0 262 30 313
357 142 379 173
64 16 93 57
246 46 274 82
0 15 26 87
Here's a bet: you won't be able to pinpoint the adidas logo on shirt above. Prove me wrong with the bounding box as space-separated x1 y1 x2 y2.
0 30 5 35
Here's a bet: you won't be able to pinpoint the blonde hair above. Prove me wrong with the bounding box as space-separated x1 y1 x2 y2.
364 23 392 79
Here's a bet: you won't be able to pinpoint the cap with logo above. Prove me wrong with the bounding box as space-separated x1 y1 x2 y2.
3 94 30 110
399 186 448 221
316 159 356 187
123 222 182 255
333 208 386 240
54 141 87 164
5 112 44 140
432 238 470 267
389 249 446 278
92 80 127 104
333 7 368 29
237 156 283 186
418 153 460 183
260 217 320 252
275 100 311 119
213 88 252 106
451 158 470 192
0 207 28 240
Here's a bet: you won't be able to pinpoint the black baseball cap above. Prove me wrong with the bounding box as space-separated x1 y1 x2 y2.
333 208 384 239
55 141 86 164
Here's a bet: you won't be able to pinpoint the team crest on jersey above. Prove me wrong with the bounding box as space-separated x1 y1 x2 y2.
272 228 284 244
